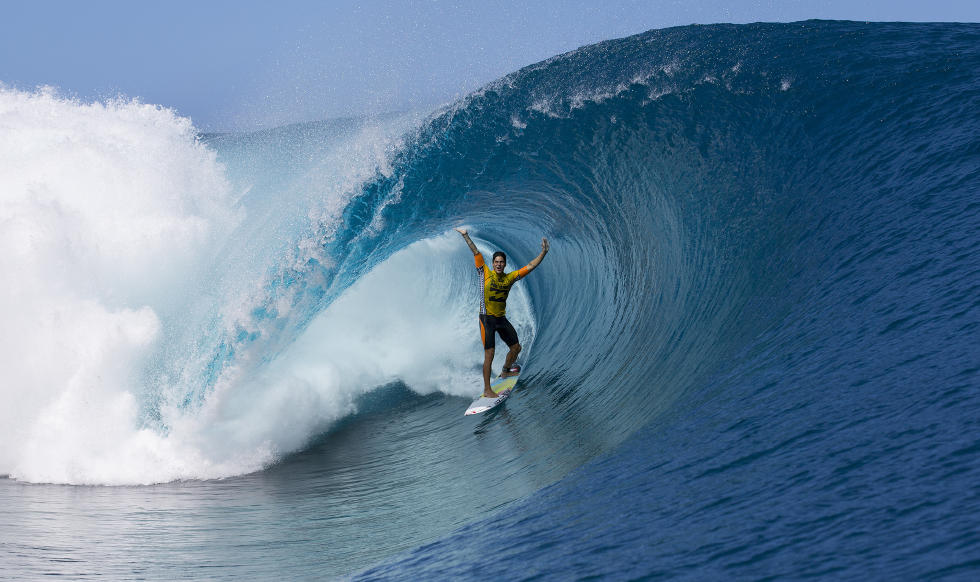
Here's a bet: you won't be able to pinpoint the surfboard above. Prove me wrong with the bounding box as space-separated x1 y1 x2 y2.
464 369 521 416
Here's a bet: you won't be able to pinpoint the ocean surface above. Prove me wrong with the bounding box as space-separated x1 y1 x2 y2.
1 20 978 580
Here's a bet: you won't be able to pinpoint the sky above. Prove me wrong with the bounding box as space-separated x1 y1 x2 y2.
2 0 978 131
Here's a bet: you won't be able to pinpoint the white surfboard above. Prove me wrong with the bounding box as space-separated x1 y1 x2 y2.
464 369 521 416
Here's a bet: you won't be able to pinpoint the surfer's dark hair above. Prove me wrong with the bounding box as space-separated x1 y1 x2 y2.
492 251 506 263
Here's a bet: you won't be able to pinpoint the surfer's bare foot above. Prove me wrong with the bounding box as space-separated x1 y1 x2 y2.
482 391 497 399
501 365 520 378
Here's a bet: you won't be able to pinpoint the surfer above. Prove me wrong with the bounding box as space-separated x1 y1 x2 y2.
455 227 549 398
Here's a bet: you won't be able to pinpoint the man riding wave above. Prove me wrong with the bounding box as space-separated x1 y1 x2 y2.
455 227 549 398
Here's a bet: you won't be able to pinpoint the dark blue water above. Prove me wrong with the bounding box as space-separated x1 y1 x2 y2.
1 20 978 580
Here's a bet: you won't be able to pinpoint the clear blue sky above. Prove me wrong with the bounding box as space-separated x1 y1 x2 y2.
2 1 977 131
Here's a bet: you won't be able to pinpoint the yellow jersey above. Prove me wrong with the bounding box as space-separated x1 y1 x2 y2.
474 254 529 317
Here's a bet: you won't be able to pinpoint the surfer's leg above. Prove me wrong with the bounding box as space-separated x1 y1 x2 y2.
498 317 522 376
482 347 496 397
502 343 521 376
479 314 497 397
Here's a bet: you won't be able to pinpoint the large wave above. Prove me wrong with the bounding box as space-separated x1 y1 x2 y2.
2 20 977 498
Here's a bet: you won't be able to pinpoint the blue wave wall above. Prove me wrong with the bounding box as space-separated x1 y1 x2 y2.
327 20 976 432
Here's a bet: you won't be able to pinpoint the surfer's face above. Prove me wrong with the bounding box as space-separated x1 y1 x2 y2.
493 255 506 273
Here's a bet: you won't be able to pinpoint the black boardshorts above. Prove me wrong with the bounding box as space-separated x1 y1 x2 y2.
479 314 519 350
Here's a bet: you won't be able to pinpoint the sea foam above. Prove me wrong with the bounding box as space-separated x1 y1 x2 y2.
0 88 501 485
0 88 244 484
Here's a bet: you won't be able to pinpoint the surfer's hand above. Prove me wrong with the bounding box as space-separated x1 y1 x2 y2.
542 238 549 253
455 227 468 236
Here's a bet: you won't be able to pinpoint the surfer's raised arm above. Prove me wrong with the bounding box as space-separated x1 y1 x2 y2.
520 238 550 276
454 227 481 257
